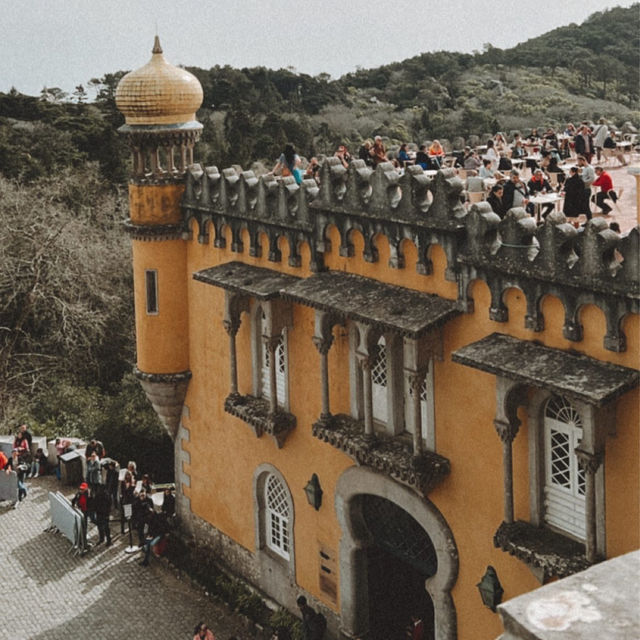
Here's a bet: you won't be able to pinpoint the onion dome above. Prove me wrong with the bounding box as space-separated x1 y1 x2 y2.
115 36 203 126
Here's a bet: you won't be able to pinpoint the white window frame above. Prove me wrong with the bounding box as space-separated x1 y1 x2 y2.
371 335 387 425
265 472 291 560
348 324 435 444
253 464 296 584
250 302 290 411
260 323 287 408
544 396 586 540
528 391 607 557
404 360 435 450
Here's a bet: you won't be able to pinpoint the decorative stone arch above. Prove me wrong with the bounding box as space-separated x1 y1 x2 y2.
340 221 364 258
253 463 297 607
214 218 231 248
335 466 458 640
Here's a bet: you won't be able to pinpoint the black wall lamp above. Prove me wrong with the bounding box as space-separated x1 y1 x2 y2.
477 566 504 612
304 473 323 510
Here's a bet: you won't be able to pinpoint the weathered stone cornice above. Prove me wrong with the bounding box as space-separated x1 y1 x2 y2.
312 413 450 497
123 219 183 241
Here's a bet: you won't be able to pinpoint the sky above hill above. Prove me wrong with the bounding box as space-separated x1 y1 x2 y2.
1 0 637 97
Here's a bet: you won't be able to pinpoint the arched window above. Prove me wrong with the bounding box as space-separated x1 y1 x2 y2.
265 473 290 559
544 396 586 540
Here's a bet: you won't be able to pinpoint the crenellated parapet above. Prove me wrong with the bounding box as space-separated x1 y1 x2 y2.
182 163 322 269
179 162 639 352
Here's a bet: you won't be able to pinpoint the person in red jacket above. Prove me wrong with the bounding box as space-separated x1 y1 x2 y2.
592 166 616 215
71 482 91 524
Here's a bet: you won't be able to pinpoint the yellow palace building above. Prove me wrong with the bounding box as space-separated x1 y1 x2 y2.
115 41 639 640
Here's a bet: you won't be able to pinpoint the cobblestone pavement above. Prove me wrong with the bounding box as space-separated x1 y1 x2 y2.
0 476 253 640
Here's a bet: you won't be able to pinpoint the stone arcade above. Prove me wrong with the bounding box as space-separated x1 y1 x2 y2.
115 41 639 640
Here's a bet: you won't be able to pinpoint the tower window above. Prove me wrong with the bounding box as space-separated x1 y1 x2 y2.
145 270 158 314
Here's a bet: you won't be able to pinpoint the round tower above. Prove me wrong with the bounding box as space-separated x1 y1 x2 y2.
116 36 203 439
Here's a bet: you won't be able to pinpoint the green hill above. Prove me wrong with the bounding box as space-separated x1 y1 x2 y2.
1 4 638 178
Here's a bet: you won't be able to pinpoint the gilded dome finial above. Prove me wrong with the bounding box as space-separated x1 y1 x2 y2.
116 38 203 126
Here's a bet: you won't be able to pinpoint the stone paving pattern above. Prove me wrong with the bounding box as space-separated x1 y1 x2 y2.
0 476 253 640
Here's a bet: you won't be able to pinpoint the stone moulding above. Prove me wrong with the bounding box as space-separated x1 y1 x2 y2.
179 162 639 352
494 520 591 579
134 368 192 440
224 393 296 448
312 413 450 497
123 220 183 241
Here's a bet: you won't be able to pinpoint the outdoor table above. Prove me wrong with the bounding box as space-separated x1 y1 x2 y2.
424 170 438 177
511 158 524 168
561 164 577 173
483 178 497 190
530 193 562 222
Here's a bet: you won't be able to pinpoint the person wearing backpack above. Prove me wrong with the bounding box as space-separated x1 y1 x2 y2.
297 595 326 640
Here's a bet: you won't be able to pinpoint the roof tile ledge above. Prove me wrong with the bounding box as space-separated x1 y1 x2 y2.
312 413 450 496
494 520 592 580
224 394 296 449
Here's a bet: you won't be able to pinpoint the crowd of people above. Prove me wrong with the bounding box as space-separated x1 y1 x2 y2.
269 118 633 230
1 425 175 567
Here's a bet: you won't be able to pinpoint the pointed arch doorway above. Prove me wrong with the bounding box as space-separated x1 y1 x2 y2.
336 467 458 640
363 494 436 639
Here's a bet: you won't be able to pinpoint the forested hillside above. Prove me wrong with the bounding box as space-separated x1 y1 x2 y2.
0 5 637 477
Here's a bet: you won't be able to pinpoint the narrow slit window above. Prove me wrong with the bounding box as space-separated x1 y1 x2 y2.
145 269 158 314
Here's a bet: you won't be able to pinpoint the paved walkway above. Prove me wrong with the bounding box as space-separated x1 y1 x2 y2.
0 476 253 640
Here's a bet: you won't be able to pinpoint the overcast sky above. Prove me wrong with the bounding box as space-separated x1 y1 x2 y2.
1 0 636 97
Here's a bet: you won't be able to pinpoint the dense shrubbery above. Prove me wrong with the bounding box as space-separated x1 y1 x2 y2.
0 166 171 481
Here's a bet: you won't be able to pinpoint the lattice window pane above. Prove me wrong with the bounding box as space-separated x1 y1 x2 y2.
577 466 586 496
549 429 571 489
420 377 427 402
544 396 586 540
266 474 290 516
371 341 387 387
276 338 285 374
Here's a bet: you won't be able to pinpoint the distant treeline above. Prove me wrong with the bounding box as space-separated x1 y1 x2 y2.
1 5 638 183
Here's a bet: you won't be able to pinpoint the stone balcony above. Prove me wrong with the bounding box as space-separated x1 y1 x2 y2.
224 394 296 448
494 520 591 580
312 413 450 497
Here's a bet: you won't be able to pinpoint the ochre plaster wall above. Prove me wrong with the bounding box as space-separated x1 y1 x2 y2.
129 184 184 225
158 215 638 640
132 238 189 373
